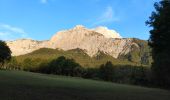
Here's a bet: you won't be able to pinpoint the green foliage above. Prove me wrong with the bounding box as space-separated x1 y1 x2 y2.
146 0 170 88
82 68 99 79
97 63 151 86
4 57 20 70
99 61 115 81
40 56 83 77
0 40 11 68
104 65 151 86
128 44 141 63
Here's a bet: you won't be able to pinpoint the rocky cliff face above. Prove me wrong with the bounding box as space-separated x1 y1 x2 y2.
6 39 50 56
6 25 140 58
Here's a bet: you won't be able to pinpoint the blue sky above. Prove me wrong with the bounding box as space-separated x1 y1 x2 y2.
0 0 160 40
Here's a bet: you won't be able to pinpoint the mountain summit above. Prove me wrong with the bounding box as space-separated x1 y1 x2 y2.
6 25 144 59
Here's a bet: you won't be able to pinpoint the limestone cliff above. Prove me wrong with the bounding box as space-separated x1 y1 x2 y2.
6 39 50 56
6 25 140 58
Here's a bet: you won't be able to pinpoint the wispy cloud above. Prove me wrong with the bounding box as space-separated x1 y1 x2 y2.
0 24 26 34
41 0 48 4
0 23 29 40
92 6 119 26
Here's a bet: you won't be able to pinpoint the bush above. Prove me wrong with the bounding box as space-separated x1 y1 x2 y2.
39 56 83 77
113 65 151 86
82 68 99 79
3 57 20 70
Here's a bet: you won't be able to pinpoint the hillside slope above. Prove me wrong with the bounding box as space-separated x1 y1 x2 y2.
16 48 134 67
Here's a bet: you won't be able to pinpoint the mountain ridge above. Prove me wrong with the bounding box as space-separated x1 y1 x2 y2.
6 25 150 63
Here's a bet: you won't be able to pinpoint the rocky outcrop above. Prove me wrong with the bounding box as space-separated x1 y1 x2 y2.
6 25 139 58
6 39 50 56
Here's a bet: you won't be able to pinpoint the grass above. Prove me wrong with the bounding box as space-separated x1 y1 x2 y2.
0 70 170 100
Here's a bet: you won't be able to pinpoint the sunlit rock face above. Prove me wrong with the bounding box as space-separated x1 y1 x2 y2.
6 39 50 56
6 25 138 58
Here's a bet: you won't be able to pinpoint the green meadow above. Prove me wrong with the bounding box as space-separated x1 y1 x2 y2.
0 70 169 100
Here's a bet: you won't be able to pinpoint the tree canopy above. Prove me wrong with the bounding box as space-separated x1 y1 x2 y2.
0 40 11 66
146 0 170 88
99 61 115 81
40 56 83 76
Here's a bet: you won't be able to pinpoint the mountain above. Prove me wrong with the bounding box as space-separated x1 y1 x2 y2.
6 25 152 66
49 25 131 58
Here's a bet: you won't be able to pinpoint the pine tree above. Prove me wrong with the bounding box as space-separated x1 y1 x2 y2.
146 0 170 88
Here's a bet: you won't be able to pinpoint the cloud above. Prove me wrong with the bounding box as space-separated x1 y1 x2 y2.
41 0 48 4
0 24 26 34
92 6 119 26
0 24 29 40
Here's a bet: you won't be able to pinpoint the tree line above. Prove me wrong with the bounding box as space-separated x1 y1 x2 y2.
1 55 152 86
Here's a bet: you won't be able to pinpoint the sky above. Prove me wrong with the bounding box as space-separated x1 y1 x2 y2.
0 0 160 41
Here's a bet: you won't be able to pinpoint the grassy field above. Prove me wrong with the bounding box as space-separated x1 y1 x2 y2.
0 70 170 100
